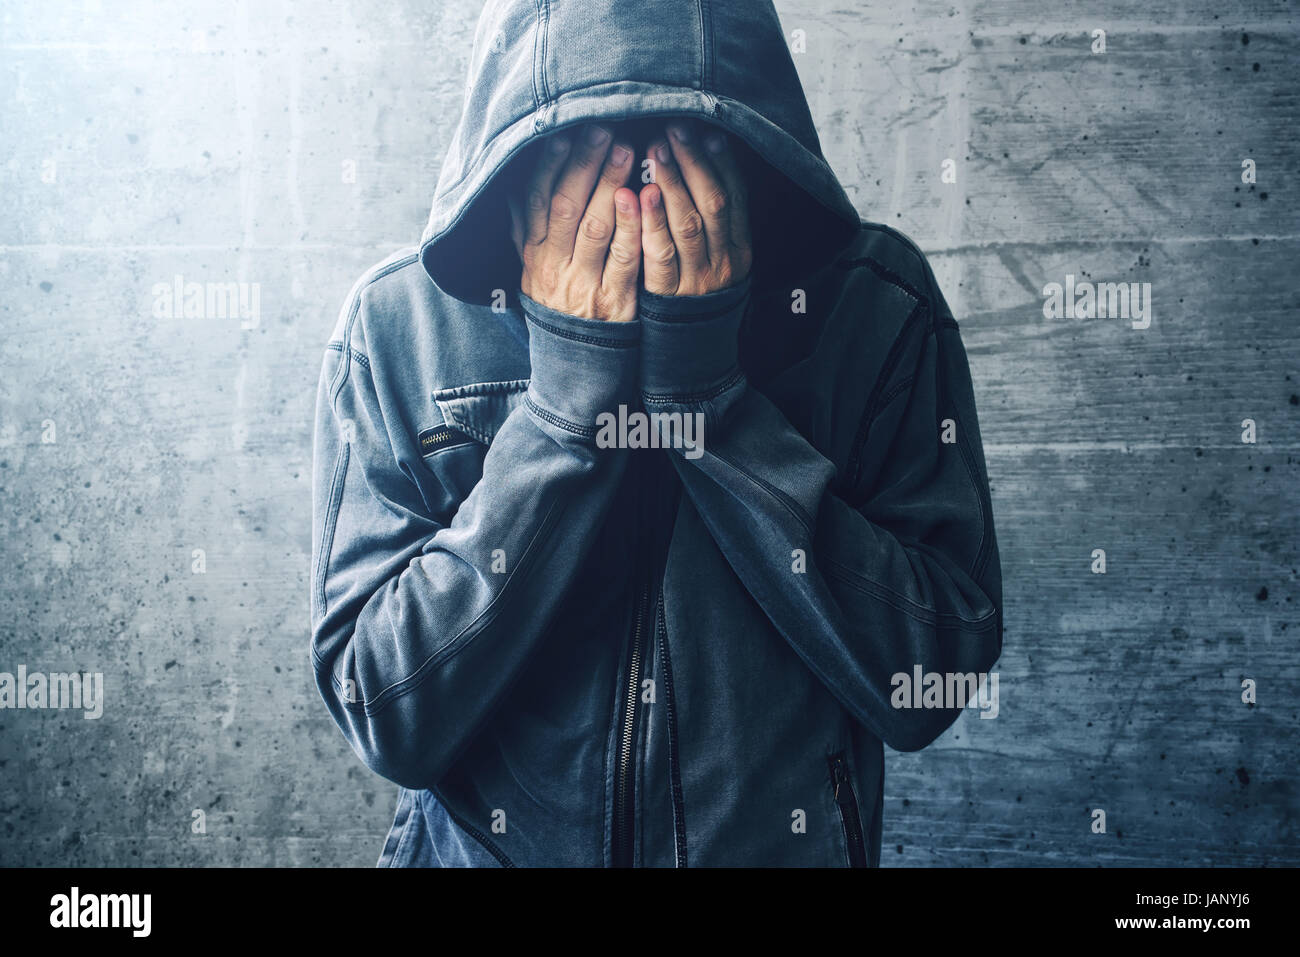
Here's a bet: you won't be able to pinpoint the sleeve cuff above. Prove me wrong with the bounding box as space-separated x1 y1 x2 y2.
638 277 751 399
518 290 640 438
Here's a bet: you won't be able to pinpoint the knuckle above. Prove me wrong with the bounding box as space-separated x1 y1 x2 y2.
701 189 728 218
581 216 611 242
526 189 549 213
649 242 678 267
607 241 638 267
549 193 581 223
677 210 705 240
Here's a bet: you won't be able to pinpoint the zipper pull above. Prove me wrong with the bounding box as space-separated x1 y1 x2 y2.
831 759 852 804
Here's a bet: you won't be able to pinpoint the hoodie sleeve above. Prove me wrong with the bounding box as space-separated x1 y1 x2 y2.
310 287 639 790
637 271 1003 753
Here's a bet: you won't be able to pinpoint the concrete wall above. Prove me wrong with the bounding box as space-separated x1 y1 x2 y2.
1 0 1296 866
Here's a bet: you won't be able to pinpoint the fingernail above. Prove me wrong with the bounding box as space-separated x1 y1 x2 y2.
586 124 611 146
668 122 690 144
611 144 631 165
654 142 672 164
645 187 661 208
615 194 632 213
549 135 570 154
705 132 726 153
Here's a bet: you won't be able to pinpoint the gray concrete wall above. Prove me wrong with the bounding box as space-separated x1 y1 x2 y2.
1 1 1296 866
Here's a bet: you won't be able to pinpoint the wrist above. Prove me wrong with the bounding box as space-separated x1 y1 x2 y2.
519 290 640 439
638 277 751 399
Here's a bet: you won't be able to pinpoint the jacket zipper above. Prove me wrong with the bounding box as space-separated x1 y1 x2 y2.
612 450 653 869
611 449 681 867
829 752 868 867
656 587 688 867
611 582 649 867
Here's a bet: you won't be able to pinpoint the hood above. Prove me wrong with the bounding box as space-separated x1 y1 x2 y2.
419 0 862 305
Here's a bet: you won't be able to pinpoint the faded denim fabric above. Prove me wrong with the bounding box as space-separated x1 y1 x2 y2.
310 0 1003 867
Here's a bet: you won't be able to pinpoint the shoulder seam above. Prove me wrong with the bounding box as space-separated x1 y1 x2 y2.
325 341 371 370
833 255 926 307
847 222 955 322
328 251 421 401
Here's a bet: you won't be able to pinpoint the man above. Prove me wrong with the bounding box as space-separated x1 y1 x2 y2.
310 0 1002 867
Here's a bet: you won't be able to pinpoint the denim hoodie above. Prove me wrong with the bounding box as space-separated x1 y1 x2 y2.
310 0 1003 867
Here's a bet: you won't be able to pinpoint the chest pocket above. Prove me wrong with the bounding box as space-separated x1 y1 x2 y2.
416 380 529 518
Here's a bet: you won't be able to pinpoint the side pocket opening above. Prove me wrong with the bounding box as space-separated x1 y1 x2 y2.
828 750 868 868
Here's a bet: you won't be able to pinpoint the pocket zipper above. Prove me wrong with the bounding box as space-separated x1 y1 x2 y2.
829 752 868 867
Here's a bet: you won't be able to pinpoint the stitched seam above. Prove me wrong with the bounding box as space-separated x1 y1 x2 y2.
377 789 410 867
639 301 739 322
421 442 476 459
327 499 562 713
530 0 543 109
710 446 814 535
525 311 638 348
876 376 914 415
523 393 597 438
425 81 726 217
848 300 928 490
937 324 991 581
365 502 561 711
440 417 493 446
325 341 371 370
329 253 419 402
430 783 516 868
642 369 745 405
313 441 349 619
387 791 415 867
695 0 709 91
842 223 949 312
824 558 998 629
657 589 688 868
706 0 716 91
431 379 530 401
538 0 550 105
834 256 929 306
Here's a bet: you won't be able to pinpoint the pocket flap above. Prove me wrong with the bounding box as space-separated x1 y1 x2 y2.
430 379 530 446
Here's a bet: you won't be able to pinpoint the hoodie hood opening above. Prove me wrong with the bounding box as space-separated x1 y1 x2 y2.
419 2 861 306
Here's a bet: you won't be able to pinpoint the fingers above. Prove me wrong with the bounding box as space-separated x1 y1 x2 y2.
545 123 613 260
638 183 679 295
701 128 751 260
602 187 643 311
572 140 634 273
523 133 572 248
665 121 731 261
648 135 708 281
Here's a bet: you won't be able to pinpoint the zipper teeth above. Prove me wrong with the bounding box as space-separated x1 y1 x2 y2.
618 601 644 791
657 590 688 868
613 590 645 864
831 755 867 866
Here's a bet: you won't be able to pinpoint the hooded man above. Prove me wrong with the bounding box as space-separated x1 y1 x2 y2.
310 0 1003 867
